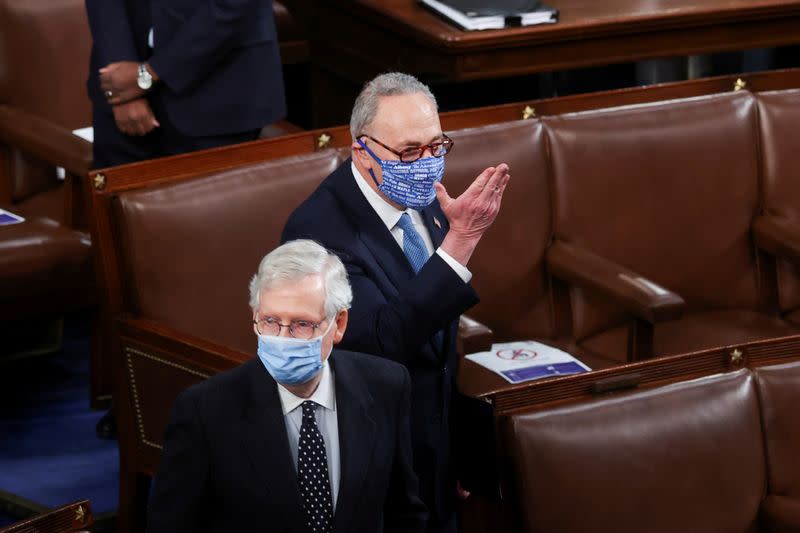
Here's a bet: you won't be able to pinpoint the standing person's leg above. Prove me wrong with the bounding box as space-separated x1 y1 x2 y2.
151 98 261 157
92 103 161 440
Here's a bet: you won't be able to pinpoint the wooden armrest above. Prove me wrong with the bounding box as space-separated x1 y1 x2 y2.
0 499 94 533
754 216 800 266
547 241 685 324
117 316 251 374
458 315 494 355
761 495 800 532
0 105 92 177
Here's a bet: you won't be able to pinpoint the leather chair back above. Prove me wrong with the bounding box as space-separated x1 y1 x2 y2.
505 369 765 532
113 150 346 353
757 90 800 323
545 92 761 342
446 120 554 340
0 0 91 128
754 360 800 499
0 0 92 203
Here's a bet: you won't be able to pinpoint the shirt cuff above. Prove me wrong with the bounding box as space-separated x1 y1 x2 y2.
436 248 473 283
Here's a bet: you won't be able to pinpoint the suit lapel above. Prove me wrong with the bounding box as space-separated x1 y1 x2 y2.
420 200 449 249
331 355 376 532
241 362 306 533
329 161 415 289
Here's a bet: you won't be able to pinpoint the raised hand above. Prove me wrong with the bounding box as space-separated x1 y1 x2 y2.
436 163 510 265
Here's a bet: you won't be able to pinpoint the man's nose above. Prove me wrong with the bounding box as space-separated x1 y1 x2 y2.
278 324 293 338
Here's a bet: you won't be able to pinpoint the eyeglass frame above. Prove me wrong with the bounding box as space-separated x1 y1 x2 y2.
358 133 454 163
252 315 327 339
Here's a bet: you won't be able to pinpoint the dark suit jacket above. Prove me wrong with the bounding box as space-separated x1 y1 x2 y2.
147 350 426 533
282 161 480 522
85 0 285 136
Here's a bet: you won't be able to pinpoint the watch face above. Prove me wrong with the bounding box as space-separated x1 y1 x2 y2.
138 66 153 90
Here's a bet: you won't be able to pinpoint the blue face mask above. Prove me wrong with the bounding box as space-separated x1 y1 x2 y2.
357 139 445 209
256 319 336 385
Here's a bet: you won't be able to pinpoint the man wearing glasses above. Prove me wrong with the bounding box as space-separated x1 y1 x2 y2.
282 72 510 533
148 240 426 533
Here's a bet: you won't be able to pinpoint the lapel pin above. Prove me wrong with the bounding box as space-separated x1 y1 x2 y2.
433 217 442 229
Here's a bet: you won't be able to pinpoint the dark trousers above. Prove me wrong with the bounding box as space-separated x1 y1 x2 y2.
91 95 260 169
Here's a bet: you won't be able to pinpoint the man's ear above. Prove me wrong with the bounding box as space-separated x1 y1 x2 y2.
332 309 349 344
352 140 371 168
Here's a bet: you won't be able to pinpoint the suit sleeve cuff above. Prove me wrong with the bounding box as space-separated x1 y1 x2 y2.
435 248 472 283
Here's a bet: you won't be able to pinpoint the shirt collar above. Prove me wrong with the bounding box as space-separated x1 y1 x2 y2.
276 360 336 415
351 161 406 232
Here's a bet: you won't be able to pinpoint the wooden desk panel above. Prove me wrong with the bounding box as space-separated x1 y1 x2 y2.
309 0 800 124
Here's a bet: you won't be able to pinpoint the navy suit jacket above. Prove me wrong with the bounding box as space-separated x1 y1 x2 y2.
282 161 480 522
147 351 426 533
85 0 285 136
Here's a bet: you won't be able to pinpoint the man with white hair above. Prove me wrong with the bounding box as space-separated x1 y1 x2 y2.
283 72 510 533
147 239 427 533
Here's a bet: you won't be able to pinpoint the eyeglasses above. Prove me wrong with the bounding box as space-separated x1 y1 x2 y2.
359 134 454 163
253 316 324 339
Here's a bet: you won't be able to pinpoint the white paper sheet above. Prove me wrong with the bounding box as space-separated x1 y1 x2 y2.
466 340 590 383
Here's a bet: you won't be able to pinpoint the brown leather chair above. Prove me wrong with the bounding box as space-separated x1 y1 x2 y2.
753 89 800 327
545 92 799 363
0 0 94 348
0 500 93 533
755 360 800 531
106 148 346 532
505 369 766 532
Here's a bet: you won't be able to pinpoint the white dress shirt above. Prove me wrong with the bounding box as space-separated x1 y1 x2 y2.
351 162 472 282
276 361 341 509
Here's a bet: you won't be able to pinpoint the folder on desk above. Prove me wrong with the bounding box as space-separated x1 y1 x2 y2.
466 340 590 384
420 0 558 31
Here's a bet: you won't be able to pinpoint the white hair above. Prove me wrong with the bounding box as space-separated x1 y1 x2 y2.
349 72 438 140
249 240 353 319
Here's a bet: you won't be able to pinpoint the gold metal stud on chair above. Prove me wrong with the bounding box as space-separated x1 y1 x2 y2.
316 133 332 150
522 105 536 120
93 173 106 191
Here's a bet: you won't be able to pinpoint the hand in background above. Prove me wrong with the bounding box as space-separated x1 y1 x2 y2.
100 61 146 105
112 99 160 136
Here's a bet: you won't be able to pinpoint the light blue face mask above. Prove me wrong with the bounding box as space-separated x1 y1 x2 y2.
256 319 336 385
357 139 445 209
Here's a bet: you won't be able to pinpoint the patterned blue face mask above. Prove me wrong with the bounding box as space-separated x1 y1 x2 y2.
357 139 445 209
256 319 335 385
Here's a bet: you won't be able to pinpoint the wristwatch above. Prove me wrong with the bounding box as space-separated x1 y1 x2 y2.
137 63 153 90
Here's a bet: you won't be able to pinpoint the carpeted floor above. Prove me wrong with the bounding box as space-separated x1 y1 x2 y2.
0 313 118 527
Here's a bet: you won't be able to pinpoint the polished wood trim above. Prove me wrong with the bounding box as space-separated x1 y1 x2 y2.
88 68 800 195
314 0 800 82
473 334 800 416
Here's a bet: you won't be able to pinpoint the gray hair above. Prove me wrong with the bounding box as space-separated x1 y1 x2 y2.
249 240 353 319
349 72 438 140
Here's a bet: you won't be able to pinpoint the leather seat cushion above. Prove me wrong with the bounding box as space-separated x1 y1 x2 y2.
0 209 91 310
579 309 800 362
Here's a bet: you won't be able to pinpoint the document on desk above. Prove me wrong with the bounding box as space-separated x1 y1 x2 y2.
0 208 25 225
419 0 558 31
466 340 590 384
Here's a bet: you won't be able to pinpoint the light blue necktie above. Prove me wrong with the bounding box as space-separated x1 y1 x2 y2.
396 212 429 273
396 212 446 353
